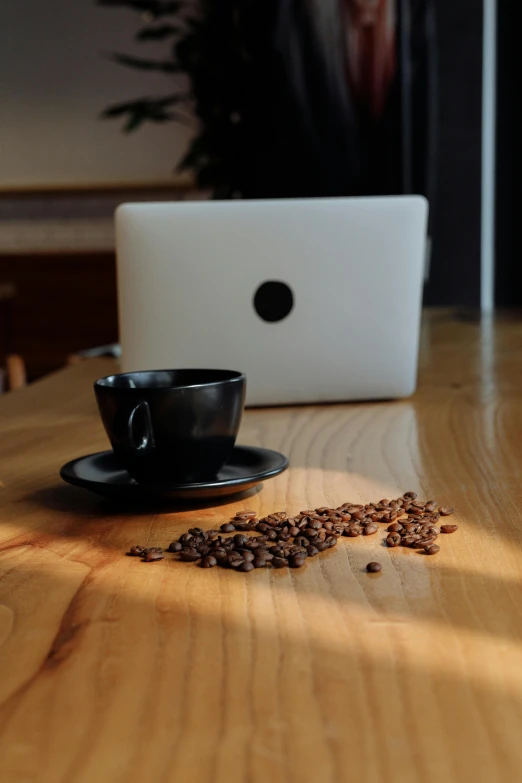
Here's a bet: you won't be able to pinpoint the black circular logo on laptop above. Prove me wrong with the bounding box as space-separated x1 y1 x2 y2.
253 281 294 323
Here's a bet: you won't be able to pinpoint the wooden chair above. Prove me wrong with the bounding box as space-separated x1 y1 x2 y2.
0 282 26 393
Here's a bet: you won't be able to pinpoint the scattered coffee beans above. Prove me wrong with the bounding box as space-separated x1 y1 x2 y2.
127 493 458 572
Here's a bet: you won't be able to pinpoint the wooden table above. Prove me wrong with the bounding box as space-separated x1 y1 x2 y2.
1 310 521 782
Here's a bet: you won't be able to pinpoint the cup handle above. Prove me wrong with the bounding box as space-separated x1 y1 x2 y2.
125 401 155 455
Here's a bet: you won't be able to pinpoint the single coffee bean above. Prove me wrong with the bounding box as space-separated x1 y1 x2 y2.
440 524 458 533
315 541 329 552
424 544 440 555
289 526 300 537
403 491 417 499
304 529 318 539
233 534 248 547
306 545 320 557
188 527 204 536
438 506 454 516
235 510 257 519
263 552 274 561
325 536 337 548
233 522 254 531
387 522 403 533
256 522 270 533
401 536 416 546
253 557 267 568
366 562 382 573
200 555 217 568
424 501 437 512
143 550 164 562
294 536 308 548
180 550 201 562
206 529 219 538
386 533 401 547
227 556 245 569
179 533 193 544
272 557 288 568
343 527 359 537
238 560 255 572
353 510 366 520
127 545 146 557
363 523 379 536
196 544 211 556
220 523 235 532
236 549 255 562
289 554 306 568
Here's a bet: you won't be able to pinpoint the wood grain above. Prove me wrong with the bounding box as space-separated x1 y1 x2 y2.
1 310 522 782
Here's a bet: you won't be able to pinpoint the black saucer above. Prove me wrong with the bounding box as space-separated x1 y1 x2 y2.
60 445 288 502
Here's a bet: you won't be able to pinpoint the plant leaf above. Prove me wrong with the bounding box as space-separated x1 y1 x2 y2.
97 1 184 17
136 24 180 40
108 52 181 72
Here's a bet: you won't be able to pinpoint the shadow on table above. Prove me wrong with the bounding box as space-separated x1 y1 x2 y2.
0 552 520 782
25 483 262 518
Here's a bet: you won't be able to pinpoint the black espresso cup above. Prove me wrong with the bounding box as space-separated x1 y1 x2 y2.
94 369 246 484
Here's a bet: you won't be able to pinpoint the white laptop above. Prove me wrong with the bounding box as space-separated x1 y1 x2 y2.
116 196 428 406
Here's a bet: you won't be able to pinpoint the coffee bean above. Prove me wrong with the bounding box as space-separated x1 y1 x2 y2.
325 536 338 548
127 545 146 557
220 523 235 532
401 536 416 546
387 523 403 533
253 557 267 568
236 549 255 562
439 506 454 516
233 534 248 547
238 561 255 572
363 523 379 536
306 545 320 557
304 529 318 539
233 522 255 531
289 554 306 568
206 530 219 538
386 533 401 547
227 556 245 569
315 541 329 552
143 550 164 562
289 526 300 537
196 544 211 556
179 533 193 544
440 524 458 533
272 557 288 568
403 491 417 499
180 550 201 562
256 522 270 533
263 552 274 562
424 544 440 555
343 527 359 537
188 527 204 536
235 510 257 519
366 562 382 573
200 555 217 568
424 501 437 512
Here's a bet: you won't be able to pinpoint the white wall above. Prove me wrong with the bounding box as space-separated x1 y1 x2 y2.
0 0 194 188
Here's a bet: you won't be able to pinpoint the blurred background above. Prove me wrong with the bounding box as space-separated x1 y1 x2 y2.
0 0 512 389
